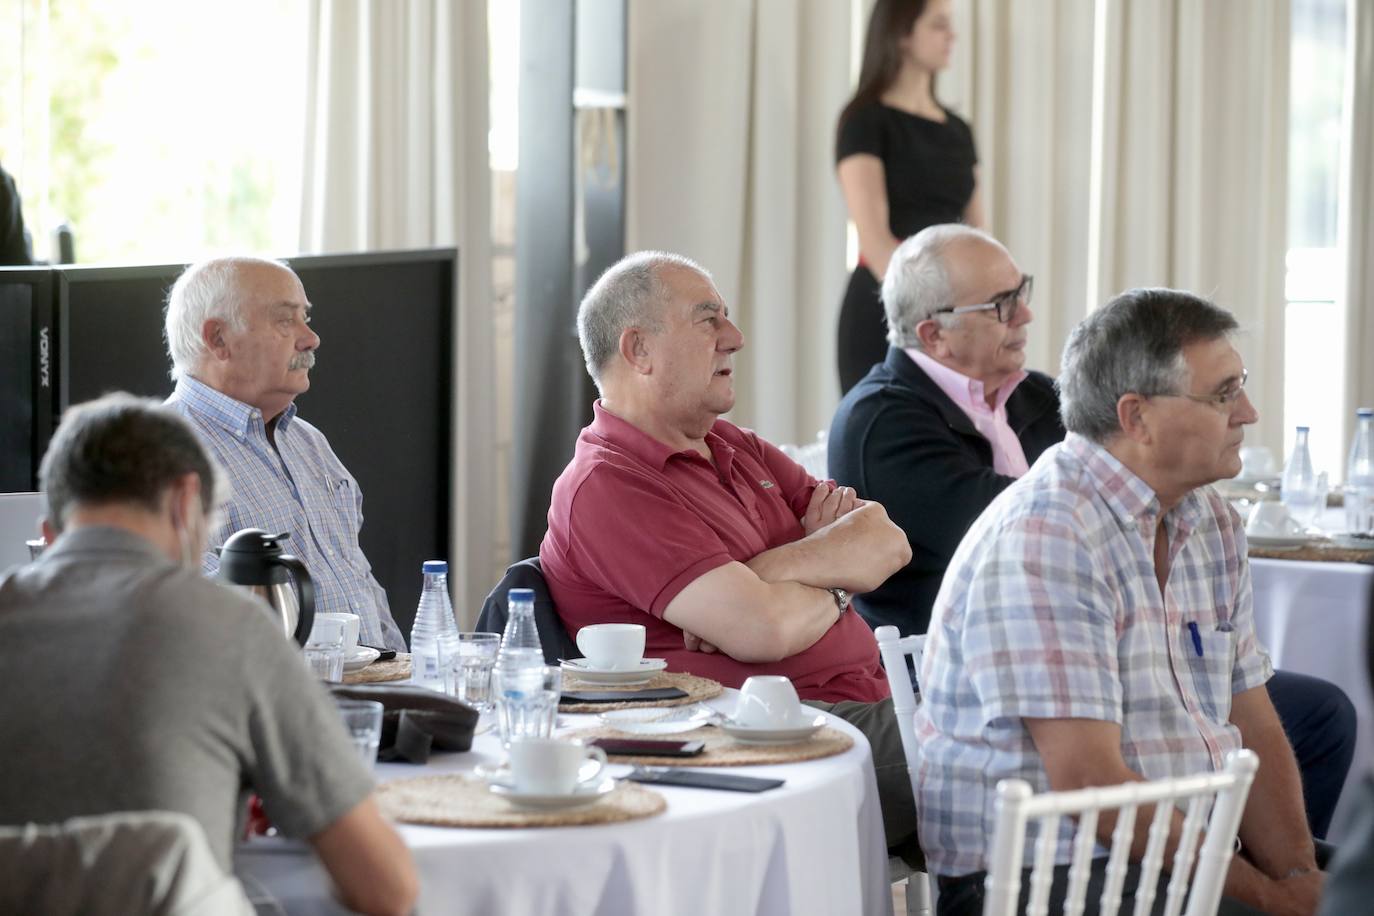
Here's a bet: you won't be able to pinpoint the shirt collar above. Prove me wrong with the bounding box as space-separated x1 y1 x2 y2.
587 400 728 470
39 525 170 566
906 348 1027 413
1063 433 1206 530
173 375 297 440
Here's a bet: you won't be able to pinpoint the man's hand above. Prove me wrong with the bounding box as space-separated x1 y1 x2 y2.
682 630 720 654
1259 870 1324 916
802 482 860 535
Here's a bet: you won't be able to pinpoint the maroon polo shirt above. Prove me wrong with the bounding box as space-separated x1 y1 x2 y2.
539 401 890 703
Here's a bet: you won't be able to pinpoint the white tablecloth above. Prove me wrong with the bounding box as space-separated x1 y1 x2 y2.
235 692 892 916
1251 556 1374 840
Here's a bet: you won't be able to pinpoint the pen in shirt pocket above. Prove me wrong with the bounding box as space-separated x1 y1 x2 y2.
1186 621 1204 657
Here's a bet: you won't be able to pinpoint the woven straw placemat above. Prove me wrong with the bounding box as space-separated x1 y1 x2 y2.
564 724 853 766
343 653 412 685
376 773 665 828
1249 544 1374 564
559 670 723 713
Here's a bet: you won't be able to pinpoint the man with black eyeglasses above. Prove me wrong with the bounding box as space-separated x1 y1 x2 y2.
829 224 1064 639
830 226 1354 852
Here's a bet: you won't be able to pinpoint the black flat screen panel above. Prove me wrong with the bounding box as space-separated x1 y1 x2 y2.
52 249 455 635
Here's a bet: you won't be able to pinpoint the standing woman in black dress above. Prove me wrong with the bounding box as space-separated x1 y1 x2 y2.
834 0 983 394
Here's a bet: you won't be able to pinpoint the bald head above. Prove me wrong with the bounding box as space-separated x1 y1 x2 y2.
882 225 1013 349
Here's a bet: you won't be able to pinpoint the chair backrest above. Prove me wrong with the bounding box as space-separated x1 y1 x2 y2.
475 556 579 664
0 810 254 916
875 625 926 795
983 749 1259 916
0 492 44 573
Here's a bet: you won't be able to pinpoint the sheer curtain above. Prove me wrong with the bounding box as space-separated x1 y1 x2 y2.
1342 0 1374 414
626 0 852 444
299 0 495 616
1086 0 1290 454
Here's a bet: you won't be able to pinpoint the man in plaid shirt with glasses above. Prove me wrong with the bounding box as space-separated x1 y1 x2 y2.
916 289 1329 915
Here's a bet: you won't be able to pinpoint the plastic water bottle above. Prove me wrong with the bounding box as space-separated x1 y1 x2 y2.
1281 427 1322 528
410 560 459 691
495 588 547 742
1346 409 1374 535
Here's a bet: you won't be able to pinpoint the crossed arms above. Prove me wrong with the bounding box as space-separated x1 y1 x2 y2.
662 483 910 663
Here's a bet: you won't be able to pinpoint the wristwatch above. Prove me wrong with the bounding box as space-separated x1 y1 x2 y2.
828 587 851 614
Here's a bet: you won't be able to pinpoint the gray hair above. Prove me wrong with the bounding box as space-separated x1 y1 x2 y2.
882 224 997 348
1058 287 1239 443
39 392 226 532
577 250 713 390
164 256 290 381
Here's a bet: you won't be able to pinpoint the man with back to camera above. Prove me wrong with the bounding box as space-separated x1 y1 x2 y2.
0 393 416 915
829 224 1354 842
539 250 923 859
917 289 1326 915
163 255 406 652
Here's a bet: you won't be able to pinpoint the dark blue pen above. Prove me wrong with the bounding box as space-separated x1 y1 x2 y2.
1187 621 1204 657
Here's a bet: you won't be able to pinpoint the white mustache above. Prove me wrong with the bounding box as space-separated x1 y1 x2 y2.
289 350 316 371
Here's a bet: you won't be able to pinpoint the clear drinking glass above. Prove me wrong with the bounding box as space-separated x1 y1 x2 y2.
444 632 501 711
335 699 384 765
304 622 346 683
495 664 562 745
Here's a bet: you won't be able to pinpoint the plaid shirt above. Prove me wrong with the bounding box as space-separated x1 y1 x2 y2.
915 433 1272 877
167 377 404 651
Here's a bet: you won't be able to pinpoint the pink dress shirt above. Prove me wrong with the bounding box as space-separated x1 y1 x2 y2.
906 348 1030 476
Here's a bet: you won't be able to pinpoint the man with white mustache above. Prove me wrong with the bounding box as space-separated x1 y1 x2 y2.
163 256 405 651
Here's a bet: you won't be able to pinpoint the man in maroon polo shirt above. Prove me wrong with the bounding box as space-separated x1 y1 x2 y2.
540 250 919 858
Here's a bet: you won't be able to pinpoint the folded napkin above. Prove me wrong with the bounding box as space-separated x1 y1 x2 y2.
330 684 479 764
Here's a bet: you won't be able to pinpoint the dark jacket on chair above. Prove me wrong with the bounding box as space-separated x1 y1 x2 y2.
828 347 1065 637
475 557 579 664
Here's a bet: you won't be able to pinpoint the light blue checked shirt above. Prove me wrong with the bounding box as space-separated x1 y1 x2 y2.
915 434 1272 877
167 376 405 651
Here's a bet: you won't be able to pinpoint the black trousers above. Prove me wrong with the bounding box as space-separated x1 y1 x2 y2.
1266 669 1357 839
836 266 887 396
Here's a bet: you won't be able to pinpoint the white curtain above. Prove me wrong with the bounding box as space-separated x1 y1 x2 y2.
1342 0 1374 414
1086 0 1290 455
299 0 495 618
626 0 852 445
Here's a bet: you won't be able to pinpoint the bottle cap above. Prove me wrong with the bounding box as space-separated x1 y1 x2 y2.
1358 408 1374 417
508 588 535 602
422 560 448 574
1296 426 1310 433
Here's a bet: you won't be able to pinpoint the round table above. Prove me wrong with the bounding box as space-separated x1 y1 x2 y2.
234 691 893 916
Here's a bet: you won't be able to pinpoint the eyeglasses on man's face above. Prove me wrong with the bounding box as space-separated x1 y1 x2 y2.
1162 368 1250 413
930 274 1034 324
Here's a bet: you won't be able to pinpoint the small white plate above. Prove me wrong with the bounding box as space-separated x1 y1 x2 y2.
1246 533 1317 549
560 657 667 686
719 713 826 745
488 777 616 809
598 705 716 735
342 646 381 672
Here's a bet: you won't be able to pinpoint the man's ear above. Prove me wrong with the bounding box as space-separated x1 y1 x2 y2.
914 318 946 356
1116 393 1152 444
618 327 653 376
165 472 203 529
201 319 230 361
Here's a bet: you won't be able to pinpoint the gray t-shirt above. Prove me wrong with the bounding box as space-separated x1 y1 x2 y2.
0 526 375 870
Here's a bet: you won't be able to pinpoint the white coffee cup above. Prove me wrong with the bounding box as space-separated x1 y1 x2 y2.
313 613 361 651
1247 501 1301 537
575 623 646 671
507 738 608 795
734 675 805 728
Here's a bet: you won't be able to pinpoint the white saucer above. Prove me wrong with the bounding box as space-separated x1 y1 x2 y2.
342 646 381 672
598 705 716 735
719 713 827 745
560 657 667 686
488 776 616 809
1246 533 1317 549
